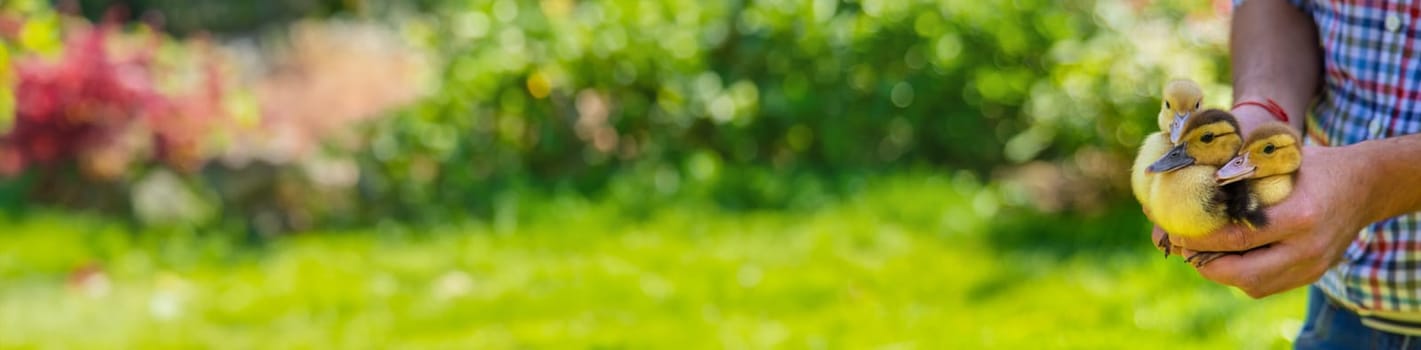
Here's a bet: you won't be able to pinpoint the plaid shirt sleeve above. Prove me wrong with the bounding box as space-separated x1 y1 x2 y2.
1235 0 1421 315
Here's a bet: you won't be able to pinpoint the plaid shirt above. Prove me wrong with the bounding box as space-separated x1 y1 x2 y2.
1263 0 1421 314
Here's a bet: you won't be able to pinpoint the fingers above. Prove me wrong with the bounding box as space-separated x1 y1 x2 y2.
1190 241 1327 298
1171 223 1281 252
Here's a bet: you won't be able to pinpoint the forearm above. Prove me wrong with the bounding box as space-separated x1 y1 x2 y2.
1348 135 1421 223
1230 0 1321 132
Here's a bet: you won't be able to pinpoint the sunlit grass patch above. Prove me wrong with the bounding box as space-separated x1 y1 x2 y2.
0 174 1304 348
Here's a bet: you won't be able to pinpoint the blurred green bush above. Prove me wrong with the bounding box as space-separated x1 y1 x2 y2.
0 0 1237 231
355 0 1233 221
71 0 352 35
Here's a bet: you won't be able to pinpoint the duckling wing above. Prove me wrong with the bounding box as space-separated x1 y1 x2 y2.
1253 175 1296 207
1221 181 1269 229
1131 132 1171 206
1150 166 1230 237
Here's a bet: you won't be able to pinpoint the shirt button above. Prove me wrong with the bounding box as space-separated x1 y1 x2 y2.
1386 14 1403 32
1369 118 1385 137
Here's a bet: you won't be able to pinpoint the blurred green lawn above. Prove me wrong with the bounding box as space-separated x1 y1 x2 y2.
0 174 1304 349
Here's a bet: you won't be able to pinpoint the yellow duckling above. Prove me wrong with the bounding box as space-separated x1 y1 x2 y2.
1216 122 1303 226
1146 109 1243 240
1183 123 1303 267
1131 79 1204 206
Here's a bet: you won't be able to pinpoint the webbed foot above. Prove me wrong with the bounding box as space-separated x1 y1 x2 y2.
1157 234 1173 258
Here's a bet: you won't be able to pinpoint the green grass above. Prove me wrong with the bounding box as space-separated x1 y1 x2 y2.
0 174 1305 349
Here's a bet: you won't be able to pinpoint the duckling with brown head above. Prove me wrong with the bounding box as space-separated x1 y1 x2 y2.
1217 122 1302 204
1146 109 1244 243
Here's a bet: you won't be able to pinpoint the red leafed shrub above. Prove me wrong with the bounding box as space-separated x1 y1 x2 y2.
4 20 225 180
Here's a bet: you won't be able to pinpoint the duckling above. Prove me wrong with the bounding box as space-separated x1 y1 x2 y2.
1184 123 1302 267
1131 79 1204 207
1132 79 1204 254
1160 79 1205 144
1146 109 1243 242
1217 122 1302 208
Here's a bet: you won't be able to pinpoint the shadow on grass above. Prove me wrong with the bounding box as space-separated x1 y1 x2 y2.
984 201 1154 258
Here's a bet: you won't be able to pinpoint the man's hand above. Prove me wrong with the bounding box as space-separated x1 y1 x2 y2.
1146 102 1421 298
1152 145 1370 298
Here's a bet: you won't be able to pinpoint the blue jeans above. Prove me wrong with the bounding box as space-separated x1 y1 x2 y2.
1296 286 1421 350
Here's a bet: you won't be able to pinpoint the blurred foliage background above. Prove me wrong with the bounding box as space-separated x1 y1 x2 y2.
0 0 1309 348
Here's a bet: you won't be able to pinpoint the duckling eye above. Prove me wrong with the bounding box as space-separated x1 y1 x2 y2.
1194 100 1201 109
1263 144 1276 154
1165 101 1172 109
1201 133 1215 143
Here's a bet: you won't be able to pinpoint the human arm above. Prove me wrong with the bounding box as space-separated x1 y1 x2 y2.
1229 0 1320 133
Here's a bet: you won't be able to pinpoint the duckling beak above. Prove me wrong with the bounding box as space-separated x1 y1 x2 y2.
1147 144 1194 173
1216 154 1256 185
1168 112 1190 144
